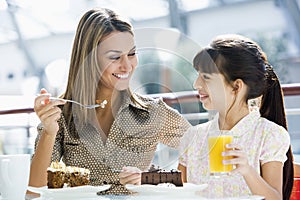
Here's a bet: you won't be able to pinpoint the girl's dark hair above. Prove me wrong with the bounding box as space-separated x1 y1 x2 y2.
193 34 294 199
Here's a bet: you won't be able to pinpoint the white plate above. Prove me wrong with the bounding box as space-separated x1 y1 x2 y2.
126 183 207 196
27 185 111 198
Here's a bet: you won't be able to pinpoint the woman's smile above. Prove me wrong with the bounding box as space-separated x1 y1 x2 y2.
112 73 130 79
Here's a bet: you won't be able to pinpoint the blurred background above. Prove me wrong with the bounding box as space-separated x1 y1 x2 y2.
0 0 299 167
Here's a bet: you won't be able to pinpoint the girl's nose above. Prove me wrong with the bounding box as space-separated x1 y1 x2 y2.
193 77 203 90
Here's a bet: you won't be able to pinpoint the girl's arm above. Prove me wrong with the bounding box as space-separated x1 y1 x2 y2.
224 144 282 200
243 161 283 200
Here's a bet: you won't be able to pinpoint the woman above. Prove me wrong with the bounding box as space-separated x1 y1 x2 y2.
178 34 294 199
29 8 191 194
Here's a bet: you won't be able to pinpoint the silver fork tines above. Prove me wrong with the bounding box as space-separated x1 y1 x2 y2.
49 97 107 109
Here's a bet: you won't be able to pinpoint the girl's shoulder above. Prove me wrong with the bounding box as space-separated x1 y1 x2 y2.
185 121 212 136
257 117 289 140
258 117 287 132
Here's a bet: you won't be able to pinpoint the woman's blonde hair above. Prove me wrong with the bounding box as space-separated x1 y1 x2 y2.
61 8 142 128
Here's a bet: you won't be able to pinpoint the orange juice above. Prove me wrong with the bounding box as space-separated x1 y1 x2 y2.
208 135 233 173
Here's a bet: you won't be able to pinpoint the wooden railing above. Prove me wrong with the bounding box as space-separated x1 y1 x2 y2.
1 83 300 115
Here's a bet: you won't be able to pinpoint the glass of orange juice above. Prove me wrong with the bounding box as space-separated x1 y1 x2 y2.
208 134 233 175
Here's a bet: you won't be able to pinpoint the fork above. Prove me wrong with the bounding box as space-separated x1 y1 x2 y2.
49 97 107 109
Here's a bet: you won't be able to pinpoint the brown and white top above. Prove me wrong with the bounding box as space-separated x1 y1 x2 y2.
34 91 191 194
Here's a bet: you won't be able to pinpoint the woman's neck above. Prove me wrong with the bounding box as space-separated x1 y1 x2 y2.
218 105 249 130
96 86 124 114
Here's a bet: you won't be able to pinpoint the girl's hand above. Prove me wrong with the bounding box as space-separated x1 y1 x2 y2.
222 143 252 176
34 88 65 135
119 166 141 185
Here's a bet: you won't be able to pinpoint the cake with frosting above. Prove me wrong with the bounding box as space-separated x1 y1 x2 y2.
65 166 90 187
141 165 183 186
47 161 90 188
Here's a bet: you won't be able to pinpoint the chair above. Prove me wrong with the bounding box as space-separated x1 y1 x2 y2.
291 162 300 200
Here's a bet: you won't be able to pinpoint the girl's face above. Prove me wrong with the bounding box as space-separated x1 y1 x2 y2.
97 31 137 91
193 72 234 113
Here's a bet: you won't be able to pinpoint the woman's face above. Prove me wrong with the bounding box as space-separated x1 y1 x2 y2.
97 31 137 91
193 72 234 112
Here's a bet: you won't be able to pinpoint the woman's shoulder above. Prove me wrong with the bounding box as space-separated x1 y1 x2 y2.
133 93 163 104
132 93 173 111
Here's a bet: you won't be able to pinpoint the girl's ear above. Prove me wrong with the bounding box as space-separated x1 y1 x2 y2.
232 79 244 93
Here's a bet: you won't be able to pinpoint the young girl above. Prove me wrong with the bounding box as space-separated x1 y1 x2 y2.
178 34 294 200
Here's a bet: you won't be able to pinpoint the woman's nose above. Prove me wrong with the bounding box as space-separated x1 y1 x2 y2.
120 56 132 71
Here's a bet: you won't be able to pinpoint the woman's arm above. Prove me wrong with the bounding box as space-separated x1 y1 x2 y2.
29 89 65 187
29 131 57 186
157 99 191 148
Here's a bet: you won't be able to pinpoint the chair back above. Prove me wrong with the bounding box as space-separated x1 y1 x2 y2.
291 177 300 200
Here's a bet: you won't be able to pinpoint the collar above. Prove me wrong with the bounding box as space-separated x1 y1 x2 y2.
119 90 149 112
209 111 261 138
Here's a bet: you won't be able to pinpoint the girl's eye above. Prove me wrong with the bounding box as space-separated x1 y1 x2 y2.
202 74 210 80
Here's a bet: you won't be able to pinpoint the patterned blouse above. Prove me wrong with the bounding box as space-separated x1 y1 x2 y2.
34 91 191 194
179 111 290 198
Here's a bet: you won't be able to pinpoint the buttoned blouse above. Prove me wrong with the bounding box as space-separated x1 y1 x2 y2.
34 91 191 194
179 111 290 197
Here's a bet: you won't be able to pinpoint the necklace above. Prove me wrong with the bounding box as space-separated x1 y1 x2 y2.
96 99 108 108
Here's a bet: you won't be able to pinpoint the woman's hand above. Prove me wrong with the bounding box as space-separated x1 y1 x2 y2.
34 88 65 135
119 166 141 185
222 143 252 176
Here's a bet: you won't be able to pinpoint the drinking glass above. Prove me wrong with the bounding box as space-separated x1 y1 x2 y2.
208 134 233 175
207 133 233 198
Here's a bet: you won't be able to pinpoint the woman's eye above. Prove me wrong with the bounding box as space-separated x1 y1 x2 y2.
128 52 136 57
110 56 120 60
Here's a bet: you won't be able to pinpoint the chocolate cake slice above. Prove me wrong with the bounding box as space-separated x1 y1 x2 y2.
141 165 183 186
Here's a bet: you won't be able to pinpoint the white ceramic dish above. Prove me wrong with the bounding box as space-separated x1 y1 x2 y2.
125 183 208 196
27 185 111 198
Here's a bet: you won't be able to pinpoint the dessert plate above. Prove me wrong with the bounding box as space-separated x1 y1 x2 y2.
126 183 208 196
27 185 111 198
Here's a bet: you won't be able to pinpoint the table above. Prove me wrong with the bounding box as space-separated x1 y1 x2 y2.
25 183 265 200
26 193 264 200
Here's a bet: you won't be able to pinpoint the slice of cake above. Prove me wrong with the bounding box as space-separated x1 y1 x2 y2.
47 161 90 188
141 165 183 187
65 166 90 187
47 161 66 188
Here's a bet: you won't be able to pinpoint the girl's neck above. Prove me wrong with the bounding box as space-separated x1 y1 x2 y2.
218 106 249 130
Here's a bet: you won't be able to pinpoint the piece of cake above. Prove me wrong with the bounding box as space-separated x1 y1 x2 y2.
141 165 183 187
47 161 90 188
65 166 90 187
47 161 66 188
